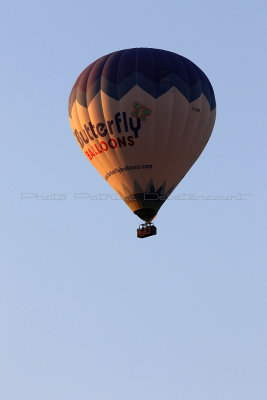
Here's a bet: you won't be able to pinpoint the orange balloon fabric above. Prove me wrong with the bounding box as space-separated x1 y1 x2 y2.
68 48 216 221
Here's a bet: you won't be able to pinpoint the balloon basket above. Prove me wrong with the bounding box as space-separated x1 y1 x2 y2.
137 222 157 239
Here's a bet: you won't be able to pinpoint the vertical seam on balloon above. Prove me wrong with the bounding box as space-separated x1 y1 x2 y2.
188 67 213 166
87 57 115 179
185 85 205 173
95 55 118 174
157 53 179 194
154 50 175 195
148 48 158 194
187 63 204 149
191 98 214 164
114 49 133 190
74 75 86 136
84 64 110 177
163 53 177 195
135 47 138 95
75 72 106 177
167 57 191 183
181 63 203 178
98 53 125 180
177 57 192 148
189 77 209 161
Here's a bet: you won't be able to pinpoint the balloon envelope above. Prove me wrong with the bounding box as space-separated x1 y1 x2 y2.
68 48 216 221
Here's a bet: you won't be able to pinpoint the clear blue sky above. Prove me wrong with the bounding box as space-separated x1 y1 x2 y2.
0 1 266 399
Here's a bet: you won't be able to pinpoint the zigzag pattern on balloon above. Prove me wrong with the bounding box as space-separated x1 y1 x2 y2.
84 73 215 108
115 178 175 199
68 48 216 117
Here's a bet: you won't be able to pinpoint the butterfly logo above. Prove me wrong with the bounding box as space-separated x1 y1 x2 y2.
131 102 152 122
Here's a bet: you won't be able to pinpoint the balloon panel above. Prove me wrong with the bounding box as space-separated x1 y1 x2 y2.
69 48 216 221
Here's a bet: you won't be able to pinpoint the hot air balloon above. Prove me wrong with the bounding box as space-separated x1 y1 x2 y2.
68 48 216 238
